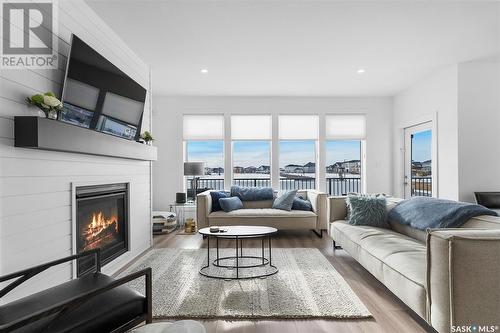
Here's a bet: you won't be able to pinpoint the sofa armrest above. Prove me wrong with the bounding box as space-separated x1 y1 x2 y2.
426 229 500 333
196 190 213 229
329 196 348 222
306 190 328 230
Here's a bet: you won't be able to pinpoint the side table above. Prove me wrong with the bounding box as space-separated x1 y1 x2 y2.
169 202 196 230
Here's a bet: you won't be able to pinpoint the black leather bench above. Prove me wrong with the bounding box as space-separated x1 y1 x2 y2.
0 249 152 333
474 192 500 210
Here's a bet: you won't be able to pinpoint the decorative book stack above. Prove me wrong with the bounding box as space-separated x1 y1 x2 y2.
152 211 177 234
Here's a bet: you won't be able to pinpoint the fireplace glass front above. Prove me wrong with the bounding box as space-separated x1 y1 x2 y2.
76 183 129 276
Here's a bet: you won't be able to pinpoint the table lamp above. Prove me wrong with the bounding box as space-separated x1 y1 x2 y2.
184 162 205 201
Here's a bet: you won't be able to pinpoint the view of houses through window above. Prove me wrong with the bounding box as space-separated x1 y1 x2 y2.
411 129 432 197
183 114 365 195
232 141 271 187
325 140 362 195
280 140 316 190
186 141 225 191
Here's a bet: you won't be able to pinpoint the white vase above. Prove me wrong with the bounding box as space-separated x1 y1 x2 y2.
48 109 58 120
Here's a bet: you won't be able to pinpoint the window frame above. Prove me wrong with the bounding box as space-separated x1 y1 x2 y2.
324 139 365 195
278 139 318 190
183 139 226 192
231 139 272 188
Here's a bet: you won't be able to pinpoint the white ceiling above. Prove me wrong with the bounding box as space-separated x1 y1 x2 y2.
85 0 499 96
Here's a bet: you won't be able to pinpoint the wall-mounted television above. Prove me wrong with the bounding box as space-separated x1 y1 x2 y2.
60 35 147 141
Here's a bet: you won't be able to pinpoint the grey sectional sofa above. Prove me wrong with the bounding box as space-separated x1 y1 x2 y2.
329 196 500 333
197 189 328 234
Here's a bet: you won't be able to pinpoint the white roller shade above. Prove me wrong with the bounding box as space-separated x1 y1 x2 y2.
279 115 318 140
326 115 366 139
231 115 271 140
183 115 224 140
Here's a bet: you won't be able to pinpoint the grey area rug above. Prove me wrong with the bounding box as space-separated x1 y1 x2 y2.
120 248 371 320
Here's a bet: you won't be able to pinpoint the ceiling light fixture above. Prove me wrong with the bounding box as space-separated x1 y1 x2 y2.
200 68 208 74
357 68 366 74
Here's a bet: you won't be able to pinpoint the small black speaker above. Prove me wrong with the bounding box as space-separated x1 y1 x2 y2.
176 192 186 203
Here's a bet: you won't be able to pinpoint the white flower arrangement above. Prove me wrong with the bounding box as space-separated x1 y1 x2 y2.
26 92 63 118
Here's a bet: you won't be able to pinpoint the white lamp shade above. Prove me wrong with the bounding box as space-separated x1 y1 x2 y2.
279 115 318 140
326 115 366 140
184 162 205 176
231 115 271 140
183 115 224 140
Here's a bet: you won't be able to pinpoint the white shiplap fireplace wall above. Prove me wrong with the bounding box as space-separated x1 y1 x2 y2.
0 0 153 303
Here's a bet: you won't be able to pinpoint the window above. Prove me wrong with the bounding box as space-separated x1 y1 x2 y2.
186 141 224 190
231 115 271 187
183 115 224 192
182 113 369 193
232 141 271 187
404 123 432 198
325 115 365 195
279 115 318 190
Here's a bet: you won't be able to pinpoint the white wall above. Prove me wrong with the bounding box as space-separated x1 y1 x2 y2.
393 66 459 200
152 96 393 210
0 0 152 303
457 60 500 202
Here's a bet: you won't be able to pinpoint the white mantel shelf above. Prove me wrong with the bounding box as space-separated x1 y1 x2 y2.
14 116 158 161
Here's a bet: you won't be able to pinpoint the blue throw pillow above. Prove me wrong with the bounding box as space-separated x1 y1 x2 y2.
347 194 388 228
219 196 244 212
210 191 229 212
292 196 313 211
230 185 274 201
272 190 298 211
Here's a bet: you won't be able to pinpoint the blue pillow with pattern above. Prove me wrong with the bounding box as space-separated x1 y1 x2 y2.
272 190 298 211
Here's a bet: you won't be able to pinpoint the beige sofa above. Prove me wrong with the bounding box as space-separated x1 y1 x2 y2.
329 196 500 333
197 189 328 234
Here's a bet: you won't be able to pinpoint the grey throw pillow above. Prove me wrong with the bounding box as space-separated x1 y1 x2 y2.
347 194 388 228
219 197 244 212
272 190 298 211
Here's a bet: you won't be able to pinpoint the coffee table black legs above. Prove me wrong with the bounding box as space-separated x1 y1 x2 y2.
199 235 278 280
261 238 265 265
235 236 239 279
207 236 210 267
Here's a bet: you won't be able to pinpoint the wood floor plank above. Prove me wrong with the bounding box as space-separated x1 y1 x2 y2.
148 229 434 333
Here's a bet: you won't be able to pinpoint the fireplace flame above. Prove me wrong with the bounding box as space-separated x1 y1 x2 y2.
83 211 119 250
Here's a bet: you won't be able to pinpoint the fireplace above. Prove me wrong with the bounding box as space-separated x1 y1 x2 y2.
76 183 129 276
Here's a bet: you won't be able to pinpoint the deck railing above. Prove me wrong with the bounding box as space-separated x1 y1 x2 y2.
234 178 271 188
412 176 432 197
326 177 361 196
280 178 316 190
188 177 362 196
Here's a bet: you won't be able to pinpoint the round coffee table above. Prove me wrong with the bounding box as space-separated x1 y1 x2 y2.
198 226 278 280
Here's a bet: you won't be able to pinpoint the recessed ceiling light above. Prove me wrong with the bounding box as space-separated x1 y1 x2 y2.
357 68 366 74
200 68 208 74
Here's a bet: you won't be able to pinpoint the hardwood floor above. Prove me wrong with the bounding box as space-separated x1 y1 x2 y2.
150 230 434 333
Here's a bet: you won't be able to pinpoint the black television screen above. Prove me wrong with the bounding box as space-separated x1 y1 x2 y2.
60 35 146 141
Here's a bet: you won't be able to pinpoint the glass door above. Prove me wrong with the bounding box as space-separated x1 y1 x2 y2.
404 123 433 198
